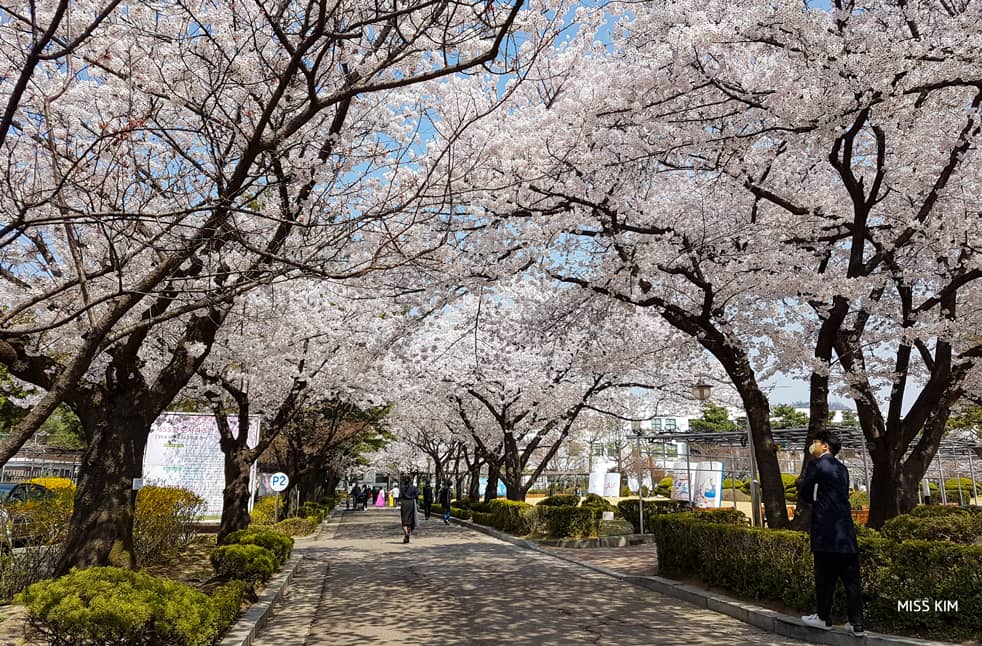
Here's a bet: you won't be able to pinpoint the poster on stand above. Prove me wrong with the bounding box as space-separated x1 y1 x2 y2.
671 460 723 508
603 472 621 497
143 412 261 519
588 471 605 496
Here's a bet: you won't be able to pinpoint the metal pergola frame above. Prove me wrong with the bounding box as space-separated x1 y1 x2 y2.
630 426 981 526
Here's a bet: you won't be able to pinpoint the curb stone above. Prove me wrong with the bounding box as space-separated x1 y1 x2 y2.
220 505 344 646
451 518 959 646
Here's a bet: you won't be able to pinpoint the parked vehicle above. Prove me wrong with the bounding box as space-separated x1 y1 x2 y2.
0 482 57 549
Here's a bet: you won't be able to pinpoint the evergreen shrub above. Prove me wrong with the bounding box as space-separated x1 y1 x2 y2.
879 513 982 544
450 507 472 520
210 580 248 635
17 567 220 646
691 508 747 524
580 493 618 514
221 528 293 565
537 494 579 507
471 511 494 526
488 499 532 534
468 502 493 513
533 506 600 539
210 544 276 583
650 514 982 641
616 499 690 533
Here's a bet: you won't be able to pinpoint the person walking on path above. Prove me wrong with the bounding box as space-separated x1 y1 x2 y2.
375 487 385 508
422 481 434 520
799 430 864 634
438 482 452 524
389 483 400 508
399 480 419 543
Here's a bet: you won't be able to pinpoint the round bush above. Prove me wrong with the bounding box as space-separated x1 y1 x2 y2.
880 513 982 544
210 544 277 583
221 528 294 565
580 493 618 514
17 567 219 646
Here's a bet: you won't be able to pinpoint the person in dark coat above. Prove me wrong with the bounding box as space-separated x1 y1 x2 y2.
422 481 434 520
438 482 452 525
400 479 419 543
799 430 864 634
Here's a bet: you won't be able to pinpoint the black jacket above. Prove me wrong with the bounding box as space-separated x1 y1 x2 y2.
800 453 858 554
423 485 433 503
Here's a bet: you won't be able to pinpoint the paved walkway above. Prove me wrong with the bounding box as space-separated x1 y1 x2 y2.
253 508 812 645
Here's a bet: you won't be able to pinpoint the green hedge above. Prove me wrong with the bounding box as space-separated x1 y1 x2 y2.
450 507 472 520
488 499 532 534
691 508 748 524
537 494 579 507
879 513 982 544
210 544 277 584
909 504 982 518
533 506 600 539
616 499 690 533
651 514 982 641
210 580 248 635
222 528 294 566
469 502 493 514
580 493 618 514
471 511 494 526
18 567 221 646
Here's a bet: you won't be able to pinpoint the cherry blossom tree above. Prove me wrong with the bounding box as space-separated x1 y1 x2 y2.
417 0 982 527
387 276 703 501
1 0 542 570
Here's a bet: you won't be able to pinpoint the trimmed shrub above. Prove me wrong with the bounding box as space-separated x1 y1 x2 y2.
616 499 690 533
537 494 579 507
18 567 220 646
580 493 618 514
943 478 976 503
471 511 494 526
134 486 206 566
222 528 293 566
450 507 472 520
908 504 982 518
270 516 318 537
210 580 248 635
879 513 982 544
210 544 276 584
656 476 673 498
298 502 327 523
650 514 982 641
488 499 532 534
468 502 493 514
781 473 799 502
721 478 744 490
532 506 600 539
691 508 747 524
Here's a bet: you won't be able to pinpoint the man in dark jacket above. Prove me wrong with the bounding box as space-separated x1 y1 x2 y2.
799 430 864 634
422 481 434 520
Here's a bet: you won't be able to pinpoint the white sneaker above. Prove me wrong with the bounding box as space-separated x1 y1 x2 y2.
843 622 864 634
800 614 831 629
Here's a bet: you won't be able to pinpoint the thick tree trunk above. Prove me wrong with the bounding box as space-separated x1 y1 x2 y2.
483 462 500 502
218 447 253 543
324 473 340 498
745 398 790 529
867 444 902 530
55 413 148 574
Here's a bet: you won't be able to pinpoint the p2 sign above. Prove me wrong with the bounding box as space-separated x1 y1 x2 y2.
270 472 290 492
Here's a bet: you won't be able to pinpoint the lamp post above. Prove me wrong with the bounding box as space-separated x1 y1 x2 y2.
631 420 644 535
691 382 712 512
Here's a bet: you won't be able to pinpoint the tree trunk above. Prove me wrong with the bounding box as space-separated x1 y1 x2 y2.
745 399 790 529
866 443 902 530
218 446 254 543
55 412 148 574
483 462 500 502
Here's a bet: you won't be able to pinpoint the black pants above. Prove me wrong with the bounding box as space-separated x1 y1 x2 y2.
813 551 863 625
423 501 432 519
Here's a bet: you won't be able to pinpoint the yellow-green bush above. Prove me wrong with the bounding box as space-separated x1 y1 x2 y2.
18 567 220 646
270 516 318 537
250 496 279 525
220 528 293 566
210 544 276 584
133 486 206 566
27 477 76 495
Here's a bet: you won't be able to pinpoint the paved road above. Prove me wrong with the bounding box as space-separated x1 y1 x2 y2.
254 508 812 645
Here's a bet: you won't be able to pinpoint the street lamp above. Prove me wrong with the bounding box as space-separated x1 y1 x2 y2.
631 420 644 536
691 382 713 402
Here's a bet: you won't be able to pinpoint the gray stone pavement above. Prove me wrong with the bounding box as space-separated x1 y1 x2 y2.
253 508 813 645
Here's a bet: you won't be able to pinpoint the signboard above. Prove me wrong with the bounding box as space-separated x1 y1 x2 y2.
671 460 724 508
588 471 606 496
270 472 289 492
143 412 261 519
603 472 621 497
